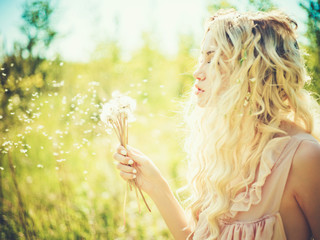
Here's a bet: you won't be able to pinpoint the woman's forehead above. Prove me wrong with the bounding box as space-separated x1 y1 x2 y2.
201 30 217 53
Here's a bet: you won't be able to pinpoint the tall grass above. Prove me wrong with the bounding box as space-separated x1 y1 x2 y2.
0 38 196 239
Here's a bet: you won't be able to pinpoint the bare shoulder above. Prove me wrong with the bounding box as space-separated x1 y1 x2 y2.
291 139 320 186
290 138 320 239
292 139 320 173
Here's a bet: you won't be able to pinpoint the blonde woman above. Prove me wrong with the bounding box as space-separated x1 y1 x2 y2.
113 9 320 240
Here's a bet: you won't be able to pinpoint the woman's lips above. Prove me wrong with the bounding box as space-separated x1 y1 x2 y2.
195 85 205 95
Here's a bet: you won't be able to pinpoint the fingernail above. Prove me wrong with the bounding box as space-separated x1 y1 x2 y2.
121 149 127 155
128 159 134 165
133 175 136 179
132 168 137 173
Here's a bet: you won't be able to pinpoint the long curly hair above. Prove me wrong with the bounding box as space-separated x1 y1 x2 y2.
180 9 320 239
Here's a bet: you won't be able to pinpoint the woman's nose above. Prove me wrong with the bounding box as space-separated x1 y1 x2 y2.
193 68 206 81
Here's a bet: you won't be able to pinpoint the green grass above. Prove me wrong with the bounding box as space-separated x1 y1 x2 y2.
0 43 195 239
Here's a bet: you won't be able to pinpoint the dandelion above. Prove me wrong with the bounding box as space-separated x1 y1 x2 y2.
100 91 151 225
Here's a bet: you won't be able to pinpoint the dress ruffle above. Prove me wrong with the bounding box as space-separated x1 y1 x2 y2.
217 136 291 240
227 136 291 218
219 214 280 240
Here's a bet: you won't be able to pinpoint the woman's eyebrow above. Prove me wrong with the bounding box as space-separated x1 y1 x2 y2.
200 50 215 55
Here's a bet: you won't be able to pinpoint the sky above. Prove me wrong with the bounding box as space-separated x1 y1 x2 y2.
0 0 309 62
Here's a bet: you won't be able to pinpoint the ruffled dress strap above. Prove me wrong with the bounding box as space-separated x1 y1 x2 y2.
218 133 319 240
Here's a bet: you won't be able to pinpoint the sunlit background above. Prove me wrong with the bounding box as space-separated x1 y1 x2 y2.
0 0 319 239
1 0 307 62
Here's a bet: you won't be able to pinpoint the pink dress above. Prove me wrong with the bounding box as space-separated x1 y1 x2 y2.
218 133 318 240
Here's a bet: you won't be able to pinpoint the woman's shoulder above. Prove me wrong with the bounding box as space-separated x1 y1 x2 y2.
292 136 320 175
289 135 320 238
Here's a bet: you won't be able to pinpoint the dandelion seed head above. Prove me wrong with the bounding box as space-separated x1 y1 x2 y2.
105 128 112 134
20 149 27 154
89 81 99 86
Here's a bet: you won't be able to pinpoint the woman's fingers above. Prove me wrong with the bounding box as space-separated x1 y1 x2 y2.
113 152 134 165
117 146 128 156
119 170 136 180
116 145 145 165
116 162 137 174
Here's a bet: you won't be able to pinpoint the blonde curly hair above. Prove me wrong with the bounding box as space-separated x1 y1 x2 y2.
180 9 320 239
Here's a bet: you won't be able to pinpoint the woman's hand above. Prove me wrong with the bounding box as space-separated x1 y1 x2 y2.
113 145 166 197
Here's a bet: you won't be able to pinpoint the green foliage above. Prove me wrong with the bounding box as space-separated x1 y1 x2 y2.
0 0 59 133
21 0 57 58
0 23 194 239
300 0 320 97
247 0 275 11
207 0 236 14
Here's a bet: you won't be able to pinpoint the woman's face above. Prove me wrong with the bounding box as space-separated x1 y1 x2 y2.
193 30 217 108
193 29 229 107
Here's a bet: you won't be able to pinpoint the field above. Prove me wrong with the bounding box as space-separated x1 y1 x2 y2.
0 38 197 239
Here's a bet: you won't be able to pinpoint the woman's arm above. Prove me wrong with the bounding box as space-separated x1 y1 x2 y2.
292 140 320 239
113 145 192 240
148 178 192 240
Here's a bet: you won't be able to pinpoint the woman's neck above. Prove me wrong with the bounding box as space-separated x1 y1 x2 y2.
275 120 307 138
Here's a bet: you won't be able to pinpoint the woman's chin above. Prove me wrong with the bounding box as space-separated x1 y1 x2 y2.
196 96 208 108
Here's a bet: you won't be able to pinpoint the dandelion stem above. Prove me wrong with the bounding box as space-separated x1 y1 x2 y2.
134 179 151 212
134 183 141 213
123 182 128 226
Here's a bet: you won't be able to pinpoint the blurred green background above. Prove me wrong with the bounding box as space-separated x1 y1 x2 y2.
0 0 319 239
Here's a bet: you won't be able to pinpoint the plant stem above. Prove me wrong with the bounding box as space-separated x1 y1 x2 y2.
8 151 30 240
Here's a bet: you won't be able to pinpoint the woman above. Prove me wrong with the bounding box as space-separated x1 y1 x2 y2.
113 9 320 239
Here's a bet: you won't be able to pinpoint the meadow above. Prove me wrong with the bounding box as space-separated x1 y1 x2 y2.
0 36 198 239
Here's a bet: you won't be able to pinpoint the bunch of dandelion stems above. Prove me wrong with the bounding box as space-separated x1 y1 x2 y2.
109 112 151 225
